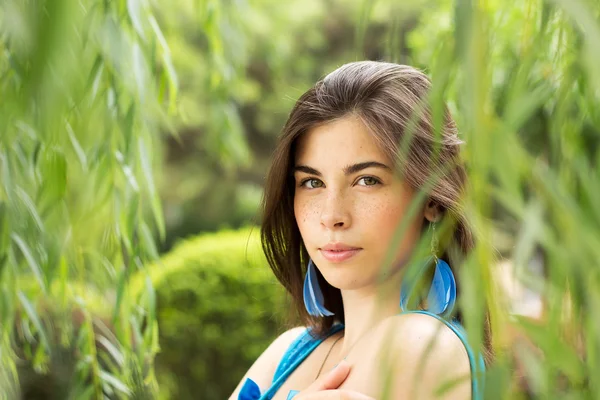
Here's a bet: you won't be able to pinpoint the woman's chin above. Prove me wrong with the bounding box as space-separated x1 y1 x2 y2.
320 268 377 291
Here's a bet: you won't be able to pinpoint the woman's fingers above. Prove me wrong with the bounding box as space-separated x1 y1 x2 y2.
313 360 351 391
303 390 375 400
296 361 374 400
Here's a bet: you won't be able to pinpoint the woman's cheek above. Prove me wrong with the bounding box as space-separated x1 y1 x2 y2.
294 196 319 234
369 201 408 247
359 195 394 229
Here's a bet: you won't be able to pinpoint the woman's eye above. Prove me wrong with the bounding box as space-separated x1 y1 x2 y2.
357 176 380 186
301 179 324 189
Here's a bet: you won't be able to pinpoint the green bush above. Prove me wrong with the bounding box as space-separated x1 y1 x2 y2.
136 227 289 400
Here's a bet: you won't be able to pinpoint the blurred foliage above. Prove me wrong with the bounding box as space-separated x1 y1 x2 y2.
405 0 600 398
1 0 600 398
155 0 600 397
157 0 431 248
0 0 175 397
129 227 287 400
11 303 152 400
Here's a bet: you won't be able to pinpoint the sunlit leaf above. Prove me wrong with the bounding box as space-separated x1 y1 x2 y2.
148 14 178 112
138 138 165 240
97 335 125 367
127 0 147 41
17 291 49 349
12 233 46 293
65 120 87 171
99 370 132 395
15 187 44 232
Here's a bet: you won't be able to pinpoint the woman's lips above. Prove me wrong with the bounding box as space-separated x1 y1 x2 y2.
320 248 362 263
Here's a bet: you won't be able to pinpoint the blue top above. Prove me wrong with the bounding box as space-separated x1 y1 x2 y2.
238 310 485 400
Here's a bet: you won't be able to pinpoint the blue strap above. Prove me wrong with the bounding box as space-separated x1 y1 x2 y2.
261 325 344 400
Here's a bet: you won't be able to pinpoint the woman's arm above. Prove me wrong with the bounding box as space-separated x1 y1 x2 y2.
228 326 306 400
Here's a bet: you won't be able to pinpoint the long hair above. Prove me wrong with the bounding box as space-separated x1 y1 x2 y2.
260 61 493 363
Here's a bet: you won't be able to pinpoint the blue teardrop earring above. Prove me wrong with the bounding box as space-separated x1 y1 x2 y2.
303 259 334 317
400 221 457 317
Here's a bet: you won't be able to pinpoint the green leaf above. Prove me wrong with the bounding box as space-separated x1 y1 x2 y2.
132 42 148 102
122 103 136 156
140 221 158 260
17 291 49 349
96 335 124 367
0 201 9 256
99 370 132 396
0 150 13 201
15 187 44 232
127 0 147 41
148 14 178 112
66 120 87 171
39 148 67 204
115 150 140 192
12 233 46 294
112 267 129 325
138 138 165 240
145 273 155 325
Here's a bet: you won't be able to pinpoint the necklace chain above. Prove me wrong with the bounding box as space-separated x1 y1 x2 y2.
314 334 344 380
314 322 382 381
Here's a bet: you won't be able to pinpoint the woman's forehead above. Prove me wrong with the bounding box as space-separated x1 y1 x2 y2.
294 116 392 167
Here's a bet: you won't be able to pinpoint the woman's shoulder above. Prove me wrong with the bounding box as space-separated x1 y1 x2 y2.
263 326 308 376
356 313 472 399
379 312 471 367
384 312 468 346
228 327 306 400
274 326 308 349
343 312 471 366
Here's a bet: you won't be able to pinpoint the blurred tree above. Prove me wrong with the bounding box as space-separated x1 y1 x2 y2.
156 0 430 249
408 0 600 397
2 0 600 398
0 0 176 397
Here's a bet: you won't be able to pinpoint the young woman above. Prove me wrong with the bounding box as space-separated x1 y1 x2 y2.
230 61 492 400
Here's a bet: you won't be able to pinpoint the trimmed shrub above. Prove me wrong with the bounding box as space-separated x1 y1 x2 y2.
138 227 289 400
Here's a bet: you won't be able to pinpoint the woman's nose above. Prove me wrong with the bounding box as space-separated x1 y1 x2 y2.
320 191 351 229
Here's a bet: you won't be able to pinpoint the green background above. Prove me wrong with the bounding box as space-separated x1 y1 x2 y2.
1 0 599 398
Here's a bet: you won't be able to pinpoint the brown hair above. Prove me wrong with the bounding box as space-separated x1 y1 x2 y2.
261 61 492 362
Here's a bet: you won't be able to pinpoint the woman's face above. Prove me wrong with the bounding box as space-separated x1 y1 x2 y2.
293 115 427 291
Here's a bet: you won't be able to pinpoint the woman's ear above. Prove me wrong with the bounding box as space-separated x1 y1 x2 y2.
423 199 443 223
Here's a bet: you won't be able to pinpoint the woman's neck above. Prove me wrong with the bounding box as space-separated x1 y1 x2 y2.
338 270 404 355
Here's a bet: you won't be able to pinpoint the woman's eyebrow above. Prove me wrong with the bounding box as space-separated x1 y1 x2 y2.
343 161 391 175
293 165 322 176
293 161 391 177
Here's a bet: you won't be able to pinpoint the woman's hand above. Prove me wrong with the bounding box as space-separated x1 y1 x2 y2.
293 361 375 400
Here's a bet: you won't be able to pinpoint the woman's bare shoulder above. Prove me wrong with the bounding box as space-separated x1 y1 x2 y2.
272 326 309 358
381 313 468 349
346 314 472 400
382 314 471 399
228 326 306 400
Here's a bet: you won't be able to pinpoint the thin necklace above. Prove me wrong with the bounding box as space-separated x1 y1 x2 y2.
314 334 344 380
314 323 381 381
